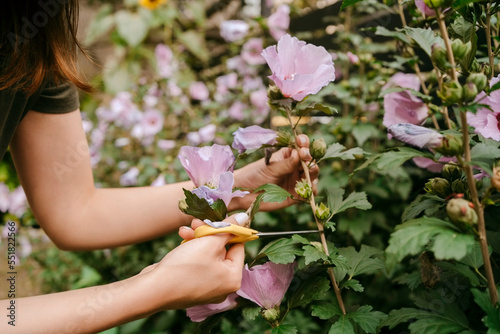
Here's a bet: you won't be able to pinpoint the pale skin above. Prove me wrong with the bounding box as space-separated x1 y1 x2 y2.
1 109 317 333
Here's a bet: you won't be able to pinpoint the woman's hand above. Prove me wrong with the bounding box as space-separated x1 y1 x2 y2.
231 134 319 211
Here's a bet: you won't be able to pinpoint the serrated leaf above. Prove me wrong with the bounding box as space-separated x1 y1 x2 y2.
258 238 303 264
380 308 429 330
403 27 444 57
375 148 431 170
374 26 411 44
329 316 355 334
402 194 446 222
352 123 379 146
115 10 149 47
298 103 336 117
242 306 261 320
490 81 500 94
471 288 500 331
348 305 387 334
459 241 484 269
272 324 297 334
341 278 364 292
255 184 293 203
338 245 385 278
182 189 226 221
248 193 265 224
320 143 364 162
470 144 500 175
328 189 372 219
288 276 330 309
303 245 329 265
436 261 480 287
450 16 475 43
312 301 342 320
386 217 474 262
408 316 469 334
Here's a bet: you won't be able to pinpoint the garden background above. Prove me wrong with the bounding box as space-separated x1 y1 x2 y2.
1 0 499 333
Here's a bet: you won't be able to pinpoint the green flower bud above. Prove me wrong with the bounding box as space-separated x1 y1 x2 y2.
424 177 451 198
310 138 327 160
482 63 493 78
268 85 284 102
295 179 312 199
451 39 467 60
315 202 330 221
470 60 481 73
437 81 463 105
451 179 468 194
434 133 463 157
466 73 488 92
442 163 462 181
276 130 293 147
446 198 477 230
262 307 280 323
424 0 453 9
178 198 188 214
492 166 500 192
463 82 478 103
431 43 448 70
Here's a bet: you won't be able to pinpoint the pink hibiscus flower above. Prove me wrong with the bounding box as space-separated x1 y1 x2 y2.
466 75 500 141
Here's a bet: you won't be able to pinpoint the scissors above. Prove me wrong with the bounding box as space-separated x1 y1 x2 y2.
185 224 319 244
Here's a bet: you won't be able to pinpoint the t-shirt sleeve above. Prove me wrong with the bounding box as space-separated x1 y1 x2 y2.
30 81 80 114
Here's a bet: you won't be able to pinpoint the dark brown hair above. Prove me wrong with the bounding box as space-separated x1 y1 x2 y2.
0 0 92 95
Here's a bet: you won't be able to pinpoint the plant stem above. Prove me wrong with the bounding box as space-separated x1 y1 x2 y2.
485 2 494 79
459 112 498 305
435 8 458 82
285 108 347 315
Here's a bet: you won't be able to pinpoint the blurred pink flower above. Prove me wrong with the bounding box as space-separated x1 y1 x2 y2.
413 156 456 173
186 293 239 322
388 123 444 149
237 262 295 309
141 109 164 137
382 73 428 128
415 0 435 16
18 235 32 258
267 4 290 41
178 144 235 188
228 101 246 121
0 183 10 213
9 186 28 218
250 88 270 123
155 44 175 78
167 81 182 97
108 92 142 129
346 51 360 65
220 20 249 42
467 75 500 141
242 77 265 93
2 222 17 238
216 73 238 95
120 167 140 186
188 124 218 145
262 34 336 101
241 38 266 65
232 126 277 153
189 81 210 101
151 174 166 187
158 139 176 151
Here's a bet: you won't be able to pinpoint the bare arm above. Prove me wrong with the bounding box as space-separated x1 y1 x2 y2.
10 109 193 250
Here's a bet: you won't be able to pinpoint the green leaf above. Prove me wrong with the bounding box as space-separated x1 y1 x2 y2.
403 27 444 58
298 103 336 117
115 10 150 47
341 278 364 292
380 308 429 330
255 184 293 203
471 288 500 331
459 241 484 269
248 193 265 224
402 194 446 222
387 217 475 261
84 4 115 45
489 81 500 94
408 316 470 334
182 189 227 221
470 143 500 175
242 306 261 320
258 238 303 264
288 276 330 309
311 301 342 320
71 266 102 289
329 316 355 334
338 245 385 278
328 188 372 219
375 148 431 170
352 123 379 146
348 305 387 334
176 30 209 63
272 324 298 334
319 143 364 162
303 245 329 265
340 0 364 10
374 26 411 44
436 261 480 287
450 16 475 43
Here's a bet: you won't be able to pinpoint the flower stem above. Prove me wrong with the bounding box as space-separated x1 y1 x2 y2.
485 2 494 79
459 112 498 305
285 108 347 315
435 8 458 82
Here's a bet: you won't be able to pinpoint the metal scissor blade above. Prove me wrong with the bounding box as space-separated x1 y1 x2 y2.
256 230 320 237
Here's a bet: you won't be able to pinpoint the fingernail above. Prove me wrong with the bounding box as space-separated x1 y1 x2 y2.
179 226 192 231
234 212 249 226
298 136 306 146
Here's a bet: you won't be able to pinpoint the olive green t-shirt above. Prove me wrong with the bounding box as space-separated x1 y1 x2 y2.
0 82 80 161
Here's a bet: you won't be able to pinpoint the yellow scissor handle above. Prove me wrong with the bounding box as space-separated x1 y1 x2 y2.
193 224 260 244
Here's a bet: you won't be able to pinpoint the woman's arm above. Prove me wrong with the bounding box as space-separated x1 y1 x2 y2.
0 223 244 334
10 109 194 250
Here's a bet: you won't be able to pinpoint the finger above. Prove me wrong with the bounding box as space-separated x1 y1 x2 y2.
268 149 300 175
225 243 245 267
299 147 312 162
191 219 206 230
178 226 194 240
296 134 310 148
223 212 249 226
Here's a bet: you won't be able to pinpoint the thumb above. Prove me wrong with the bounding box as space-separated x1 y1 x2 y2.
225 243 245 267
268 149 300 175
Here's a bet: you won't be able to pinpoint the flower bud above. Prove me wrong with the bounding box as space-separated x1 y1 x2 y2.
310 138 327 160
262 307 280 322
424 0 452 8
482 63 492 78
178 198 189 214
425 177 451 198
431 43 448 70
466 73 488 92
451 39 467 60
437 81 463 105
492 166 500 192
451 179 468 194
463 82 478 103
446 198 477 229
315 202 330 221
295 179 312 199
434 133 463 157
276 130 293 147
442 163 462 181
